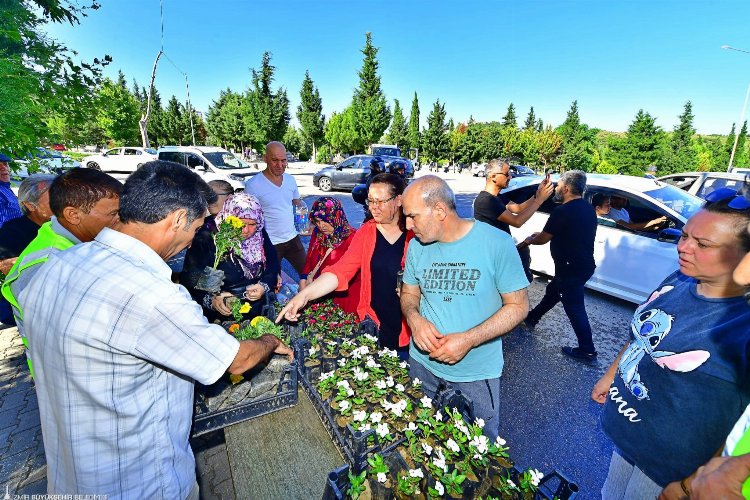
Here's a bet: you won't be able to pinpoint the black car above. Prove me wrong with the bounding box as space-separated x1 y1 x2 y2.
313 154 414 192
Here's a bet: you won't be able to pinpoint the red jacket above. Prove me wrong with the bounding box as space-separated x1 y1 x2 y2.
324 219 414 347
302 230 360 315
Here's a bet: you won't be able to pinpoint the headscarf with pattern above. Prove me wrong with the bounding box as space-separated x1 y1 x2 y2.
216 193 266 279
310 196 354 249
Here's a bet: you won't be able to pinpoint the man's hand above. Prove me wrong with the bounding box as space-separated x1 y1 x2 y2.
276 290 309 323
0 257 16 275
591 374 613 404
409 315 444 353
245 284 265 301
429 333 472 364
536 180 554 201
265 334 294 362
691 455 750 500
658 480 688 500
212 292 234 316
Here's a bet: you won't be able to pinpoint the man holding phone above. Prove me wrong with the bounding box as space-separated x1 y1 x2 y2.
473 159 554 280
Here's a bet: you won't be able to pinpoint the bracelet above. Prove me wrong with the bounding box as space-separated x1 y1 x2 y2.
203 293 217 311
680 478 690 498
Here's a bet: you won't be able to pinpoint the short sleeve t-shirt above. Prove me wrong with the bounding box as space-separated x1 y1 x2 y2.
601 272 750 487
473 191 511 235
608 207 631 223
245 172 300 245
403 221 529 382
543 198 596 274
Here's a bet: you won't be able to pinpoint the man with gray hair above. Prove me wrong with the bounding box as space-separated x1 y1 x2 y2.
517 170 598 361
400 175 529 440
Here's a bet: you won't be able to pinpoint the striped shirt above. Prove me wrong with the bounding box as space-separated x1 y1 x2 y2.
20 228 240 498
0 182 23 228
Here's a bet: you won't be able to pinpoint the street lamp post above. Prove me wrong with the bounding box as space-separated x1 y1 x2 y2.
723 45 750 173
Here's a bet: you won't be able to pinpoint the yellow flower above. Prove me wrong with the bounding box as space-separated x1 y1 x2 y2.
251 316 273 328
238 302 251 314
229 373 244 384
225 215 243 229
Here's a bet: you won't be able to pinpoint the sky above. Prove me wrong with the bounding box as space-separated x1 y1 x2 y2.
44 0 750 135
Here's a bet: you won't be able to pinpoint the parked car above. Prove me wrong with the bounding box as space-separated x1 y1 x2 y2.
11 147 81 179
313 154 414 192
502 174 704 303
657 171 746 199
82 147 157 173
157 146 259 192
471 163 536 177
51 144 66 151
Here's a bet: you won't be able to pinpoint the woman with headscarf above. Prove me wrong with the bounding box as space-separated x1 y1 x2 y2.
182 193 280 322
300 196 360 314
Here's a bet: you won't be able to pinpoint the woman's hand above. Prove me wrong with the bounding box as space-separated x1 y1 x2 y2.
212 292 234 316
591 373 614 403
299 278 307 291
244 284 265 302
276 290 310 323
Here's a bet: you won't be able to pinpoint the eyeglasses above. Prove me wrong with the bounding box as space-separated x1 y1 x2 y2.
366 194 397 207
493 171 511 178
705 187 750 210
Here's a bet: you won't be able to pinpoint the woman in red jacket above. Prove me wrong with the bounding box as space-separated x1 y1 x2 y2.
300 196 361 314
280 174 413 359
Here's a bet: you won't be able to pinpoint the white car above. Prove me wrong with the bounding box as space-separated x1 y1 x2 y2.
12 147 81 179
82 147 158 173
658 171 746 200
502 174 704 303
157 146 261 191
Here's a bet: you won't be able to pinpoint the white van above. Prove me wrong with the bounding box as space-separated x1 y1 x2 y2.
157 146 262 191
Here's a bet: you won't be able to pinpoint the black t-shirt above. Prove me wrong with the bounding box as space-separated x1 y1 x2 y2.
0 216 40 259
370 230 406 350
473 191 511 235
543 198 596 275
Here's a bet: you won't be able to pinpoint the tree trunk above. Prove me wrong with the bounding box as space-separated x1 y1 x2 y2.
139 50 163 149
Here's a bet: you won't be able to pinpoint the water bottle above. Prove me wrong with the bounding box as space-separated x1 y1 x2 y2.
294 202 312 235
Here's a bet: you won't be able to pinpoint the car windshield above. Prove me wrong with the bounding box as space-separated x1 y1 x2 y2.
145 148 157 155
203 152 245 170
514 165 534 174
643 185 704 220
372 147 400 157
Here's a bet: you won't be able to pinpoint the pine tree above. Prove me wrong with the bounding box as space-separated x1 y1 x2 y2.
421 100 448 162
296 70 325 161
242 52 290 150
352 33 391 150
735 121 749 167
610 109 664 176
536 118 544 132
556 100 595 171
407 92 421 158
385 99 408 149
663 101 697 173
523 107 536 130
116 70 127 89
502 103 517 129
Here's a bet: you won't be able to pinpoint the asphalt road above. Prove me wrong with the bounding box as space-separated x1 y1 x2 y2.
287 162 637 499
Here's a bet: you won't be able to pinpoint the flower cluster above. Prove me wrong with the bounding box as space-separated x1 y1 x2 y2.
212 215 244 269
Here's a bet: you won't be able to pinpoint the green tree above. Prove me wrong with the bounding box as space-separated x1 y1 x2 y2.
735 121 749 167
536 118 544 132
523 107 536 130
207 89 245 150
242 52 290 150
502 103 517 129
385 99 408 148
662 101 697 174
282 125 303 156
610 109 665 176
296 70 325 161
1 0 111 157
556 100 595 172
421 100 449 162
352 33 391 149
407 92 421 158
95 78 140 145
161 96 185 145
325 107 362 154
536 126 563 167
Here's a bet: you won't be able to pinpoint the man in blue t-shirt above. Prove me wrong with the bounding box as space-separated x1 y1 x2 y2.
517 170 598 361
400 176 529 440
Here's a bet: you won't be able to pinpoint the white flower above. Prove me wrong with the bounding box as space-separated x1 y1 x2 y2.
495 436 506 447
395 383 405 392
353 410 367 422
422 442 433 456
376 422 390 438
353 367 368 381
469 435 489 455
342 338 354 346
366 357 381 369
474 418 485 429
409 468 424 479
455 420 471 438
347 388 354 397
339 400 350 412
434 411 443 422
420 396 432 408
336 379 350 388
507 479 517 489
361 422 371 431
413 377 422 387
399 361 408 369
377 472 387 483
337 358 347 367
432 449 447 472
390 399 407 417
530 469 544 487
385 376 395 387
375 379 387 390
370 412 383 423
404 422 417 432
378 347 398 358
364 333 379 343
434 482 444 496
320 371 335 381
446 438 460 453
309 345 319 356
327 340 337 347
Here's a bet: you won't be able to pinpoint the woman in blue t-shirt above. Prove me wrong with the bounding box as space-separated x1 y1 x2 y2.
592 188 750 499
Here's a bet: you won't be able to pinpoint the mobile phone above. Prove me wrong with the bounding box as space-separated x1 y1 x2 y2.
545 171 551 183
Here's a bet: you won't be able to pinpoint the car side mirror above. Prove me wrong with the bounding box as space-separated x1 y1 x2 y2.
657 227 681 243
336 165 344 170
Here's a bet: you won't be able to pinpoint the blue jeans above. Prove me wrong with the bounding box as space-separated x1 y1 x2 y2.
601 450 662 499
409 358 501 441
527 270 595 352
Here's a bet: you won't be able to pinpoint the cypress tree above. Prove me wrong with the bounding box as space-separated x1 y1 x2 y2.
502 103 517 129
296 70 325 161
407 92 421 158
385 99 408 149
524 106 536 130
352 32 391 149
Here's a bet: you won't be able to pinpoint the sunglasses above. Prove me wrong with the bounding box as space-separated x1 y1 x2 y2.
704 187 750 210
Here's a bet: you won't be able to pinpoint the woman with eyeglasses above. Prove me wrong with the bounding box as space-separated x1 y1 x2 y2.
591 187 750 499
278 173 414 359
182 192 280 322
299 196 361 314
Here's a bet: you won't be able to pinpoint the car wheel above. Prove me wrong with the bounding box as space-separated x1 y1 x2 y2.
87 161 101 171
318 176 332 192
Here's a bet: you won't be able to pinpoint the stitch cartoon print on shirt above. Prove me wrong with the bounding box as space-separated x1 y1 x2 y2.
618 286 711 401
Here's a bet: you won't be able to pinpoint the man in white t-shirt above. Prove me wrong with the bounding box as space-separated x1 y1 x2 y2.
609 195 668 232
245 141 306 276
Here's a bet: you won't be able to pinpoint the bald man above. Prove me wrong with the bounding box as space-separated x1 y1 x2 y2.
244 141 306 276
400 175 529 440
